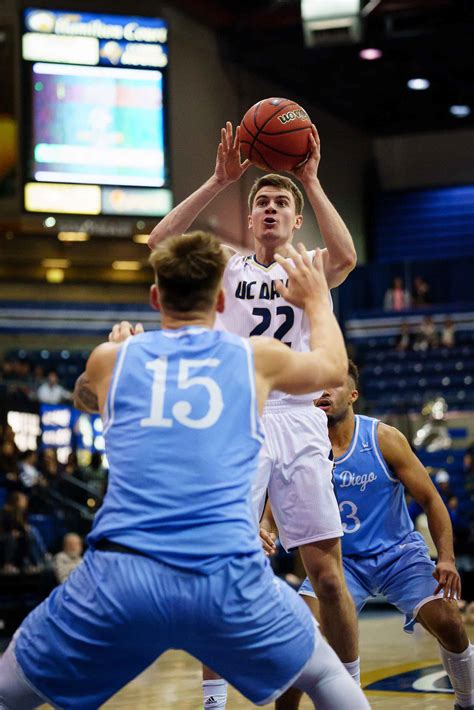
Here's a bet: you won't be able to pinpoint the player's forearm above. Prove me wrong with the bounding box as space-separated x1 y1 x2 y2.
306 305 348 386
73 373 99 414
424 497 456 562
305 179 356 284
148 175 226 249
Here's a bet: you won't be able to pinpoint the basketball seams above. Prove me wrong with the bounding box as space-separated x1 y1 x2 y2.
257 100 298 131
257 125 311 137
248 143 274 170
240 97 311 171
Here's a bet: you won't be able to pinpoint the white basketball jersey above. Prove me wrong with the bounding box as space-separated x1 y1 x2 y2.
215 251 333 403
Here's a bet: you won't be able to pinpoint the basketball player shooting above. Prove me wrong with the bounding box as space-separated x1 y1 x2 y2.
0 233 370 710
148 121 360 708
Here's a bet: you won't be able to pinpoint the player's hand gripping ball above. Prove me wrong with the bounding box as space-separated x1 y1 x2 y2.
239 98 312 172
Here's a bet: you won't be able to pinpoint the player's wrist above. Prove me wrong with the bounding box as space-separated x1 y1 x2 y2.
210 173 230 190
437 553 456 564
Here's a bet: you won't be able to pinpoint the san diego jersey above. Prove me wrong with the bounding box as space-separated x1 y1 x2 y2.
335 415 414 556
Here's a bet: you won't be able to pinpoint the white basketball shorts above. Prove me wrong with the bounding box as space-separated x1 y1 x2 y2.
252 399 343 551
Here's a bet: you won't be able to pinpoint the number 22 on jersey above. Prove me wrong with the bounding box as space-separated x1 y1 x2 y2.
140 356 224 430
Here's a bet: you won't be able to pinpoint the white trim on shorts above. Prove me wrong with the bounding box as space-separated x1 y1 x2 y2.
412 591 446 620
299 587 317 599
255 618 319 706
3 639 60 710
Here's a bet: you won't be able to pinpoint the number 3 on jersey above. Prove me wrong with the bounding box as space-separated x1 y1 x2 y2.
141 356 224 430
249 306 294 346
339 500 361 534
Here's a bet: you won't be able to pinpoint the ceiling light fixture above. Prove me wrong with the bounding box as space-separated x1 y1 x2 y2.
450 105 471 117
359 48 382 60
407 78 430 91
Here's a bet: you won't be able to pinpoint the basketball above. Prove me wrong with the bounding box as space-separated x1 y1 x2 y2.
239 98 312 172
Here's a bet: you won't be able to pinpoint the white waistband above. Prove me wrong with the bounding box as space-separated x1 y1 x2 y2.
263 398 316 414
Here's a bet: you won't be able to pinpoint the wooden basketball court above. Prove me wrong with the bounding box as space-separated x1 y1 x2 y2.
38 609 469 708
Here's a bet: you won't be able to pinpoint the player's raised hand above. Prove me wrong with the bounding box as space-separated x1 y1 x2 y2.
108 321 144 343
214 122 250 186
275 244 329 311
433 560 462 601
289 124 321 185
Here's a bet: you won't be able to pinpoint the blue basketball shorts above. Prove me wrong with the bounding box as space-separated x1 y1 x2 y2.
299 531 443 632
12 548 315 708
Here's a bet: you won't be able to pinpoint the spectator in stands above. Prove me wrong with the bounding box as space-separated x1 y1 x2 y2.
395 321 413 352
384 277 411 312
0 491 46 574
80 452 107 495
37 370 70 405
63 451 79 477
18 450 42 492
53 532 83 584
38 447 62 486
434 469 452 504
440 316 456 349
0 439 19 488
412 275 431 308
464 446 474 499
414 315 439 351
447 496 470 552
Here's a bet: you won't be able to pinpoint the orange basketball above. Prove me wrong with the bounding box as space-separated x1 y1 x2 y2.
239 98 312 172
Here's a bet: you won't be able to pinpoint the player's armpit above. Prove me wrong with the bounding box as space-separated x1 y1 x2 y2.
73 373 99 413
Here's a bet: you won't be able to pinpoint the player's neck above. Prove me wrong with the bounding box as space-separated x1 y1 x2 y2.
160 311 215 330
328 410 356 457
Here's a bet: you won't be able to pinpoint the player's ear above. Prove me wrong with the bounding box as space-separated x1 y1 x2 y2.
150 284 161 312
294 215 303 230
248 213 253 230
216 288 225 313
350 388 359 405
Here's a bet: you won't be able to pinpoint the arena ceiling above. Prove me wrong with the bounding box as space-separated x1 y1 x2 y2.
169 0 474 135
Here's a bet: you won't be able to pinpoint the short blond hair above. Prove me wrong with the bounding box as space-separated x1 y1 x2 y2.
149 231 226 313
248 174 304 215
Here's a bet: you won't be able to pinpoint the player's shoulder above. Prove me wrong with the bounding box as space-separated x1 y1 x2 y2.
376 421 410 456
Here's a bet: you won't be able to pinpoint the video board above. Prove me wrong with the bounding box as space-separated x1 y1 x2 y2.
21 8 172 217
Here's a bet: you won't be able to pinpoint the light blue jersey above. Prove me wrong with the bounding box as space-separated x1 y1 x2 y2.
335 414 414 556
88 326 264 573
300 414 442 630
12 325 317 709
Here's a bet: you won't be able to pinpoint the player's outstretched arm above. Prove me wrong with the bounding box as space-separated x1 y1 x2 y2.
148 122 249 250
73 321 142 414
377 423 461 601
289 125 356 289
252 244 347 400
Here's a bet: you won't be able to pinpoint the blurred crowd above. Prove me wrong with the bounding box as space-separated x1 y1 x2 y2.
0 361 72 407
0 422 106 579
396 315 456 352
384 275 432 311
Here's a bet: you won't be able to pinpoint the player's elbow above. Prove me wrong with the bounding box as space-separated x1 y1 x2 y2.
338 250 357 276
